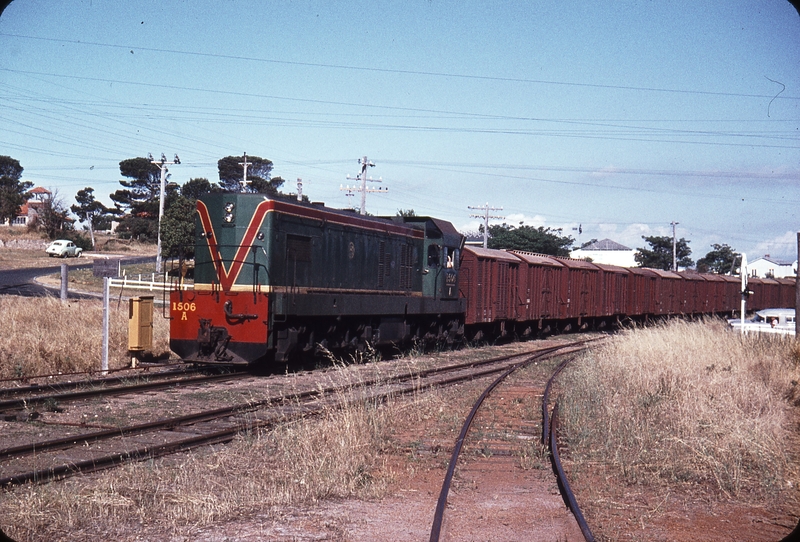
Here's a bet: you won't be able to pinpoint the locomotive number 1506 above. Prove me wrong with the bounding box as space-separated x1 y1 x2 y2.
172 302 197 312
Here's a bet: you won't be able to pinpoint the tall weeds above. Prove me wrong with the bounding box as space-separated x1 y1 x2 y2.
560 318 799 498
0 296 170 378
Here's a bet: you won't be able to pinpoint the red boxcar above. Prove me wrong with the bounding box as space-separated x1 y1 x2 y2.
556 258 601 322
459 247 519 326
648 269 683 315
510 251 564 323
626 267 658 316
593 263 629 318
677 272 706 314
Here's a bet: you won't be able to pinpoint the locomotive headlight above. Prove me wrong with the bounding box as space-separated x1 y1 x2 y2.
223 202 235 223
257 232 265 241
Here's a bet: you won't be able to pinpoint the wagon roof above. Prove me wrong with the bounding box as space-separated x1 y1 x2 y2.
647 269 682 279
508 251 563 267
463 246 521 263
555 257 598 270
592 262 629 273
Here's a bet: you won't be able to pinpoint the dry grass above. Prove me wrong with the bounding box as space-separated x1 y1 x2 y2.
1 405 392 540
559 318 800 500
0 296 171 378
0 364 459 541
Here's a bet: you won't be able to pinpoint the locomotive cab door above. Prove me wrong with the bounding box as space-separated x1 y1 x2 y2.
423 243 459 299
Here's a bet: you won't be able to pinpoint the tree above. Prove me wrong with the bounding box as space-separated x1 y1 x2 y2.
37 189 72 240
487 223 574 256
635 235 693 270
0 155 31 226
110 157 164 216
217 155 284 194
396 209 416 217
71 187 118 247
696 243 740 274
160 195 197 259
110 157 180 243
181 177 220 199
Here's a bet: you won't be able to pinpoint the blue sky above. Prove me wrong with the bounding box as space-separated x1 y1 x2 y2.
1 1 799 262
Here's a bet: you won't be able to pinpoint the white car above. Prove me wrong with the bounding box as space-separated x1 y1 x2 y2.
46 239 83 258
728 308 795 336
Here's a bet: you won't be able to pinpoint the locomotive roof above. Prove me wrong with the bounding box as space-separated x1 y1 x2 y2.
393 216 464 248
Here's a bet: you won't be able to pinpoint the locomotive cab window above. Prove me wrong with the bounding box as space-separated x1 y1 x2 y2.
427 245 440 267
444 247 459 269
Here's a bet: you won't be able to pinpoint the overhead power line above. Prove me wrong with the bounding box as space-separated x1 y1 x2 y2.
2 32 798 101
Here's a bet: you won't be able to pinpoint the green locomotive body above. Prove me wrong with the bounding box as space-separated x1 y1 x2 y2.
170 193 465 364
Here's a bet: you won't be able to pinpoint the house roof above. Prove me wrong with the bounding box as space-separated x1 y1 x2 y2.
751 256 796 267
577 238 631 251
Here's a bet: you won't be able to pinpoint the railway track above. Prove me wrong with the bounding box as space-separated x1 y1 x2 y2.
429 341 599 542
0 340 594 489
0 368 248 414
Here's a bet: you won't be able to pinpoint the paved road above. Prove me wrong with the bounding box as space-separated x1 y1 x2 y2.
0 256 156 298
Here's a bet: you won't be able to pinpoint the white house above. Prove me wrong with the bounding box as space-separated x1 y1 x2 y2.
570 238 637 267
748 255 797 279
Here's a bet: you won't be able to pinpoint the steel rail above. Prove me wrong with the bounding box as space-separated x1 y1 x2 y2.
0 361 188 386
0 344 570 487
549 403 595 542
0 371 247 413
0 347 554 462
541 357 572 445
0 366 204 399
428 341 595 542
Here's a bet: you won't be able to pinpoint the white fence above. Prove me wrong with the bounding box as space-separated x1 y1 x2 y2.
108 274 193 292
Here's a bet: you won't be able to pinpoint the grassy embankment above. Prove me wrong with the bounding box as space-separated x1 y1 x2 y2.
559 318 800 513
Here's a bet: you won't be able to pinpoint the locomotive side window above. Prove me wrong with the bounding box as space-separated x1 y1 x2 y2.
427 244 440 267
287 234 312 262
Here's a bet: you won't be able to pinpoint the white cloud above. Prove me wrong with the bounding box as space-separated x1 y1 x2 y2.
751 231 798 262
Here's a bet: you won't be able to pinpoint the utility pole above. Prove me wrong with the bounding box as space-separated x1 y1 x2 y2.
238 152 251 191
149 152 180 274
468 203 504 249
342 156 386 215
670 221 679 271
796 233 799 338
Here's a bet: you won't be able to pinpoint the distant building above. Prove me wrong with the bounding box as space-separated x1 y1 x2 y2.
570 238 637 267
3 186 50 227
748 255 797 279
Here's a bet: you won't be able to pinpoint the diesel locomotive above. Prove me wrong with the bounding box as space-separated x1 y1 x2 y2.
169 193 796 366
169 193 466 364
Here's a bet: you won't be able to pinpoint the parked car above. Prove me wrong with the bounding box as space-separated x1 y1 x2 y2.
46 240 83 258
728 308 795 336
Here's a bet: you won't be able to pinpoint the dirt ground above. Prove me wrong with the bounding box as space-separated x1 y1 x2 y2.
42 360 791 542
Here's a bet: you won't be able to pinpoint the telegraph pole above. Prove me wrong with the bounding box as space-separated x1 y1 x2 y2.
150 152 180 274
341 156 386 215
469 203 504 249
671 221 679 271
238 153 251 191
796 232 799 338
